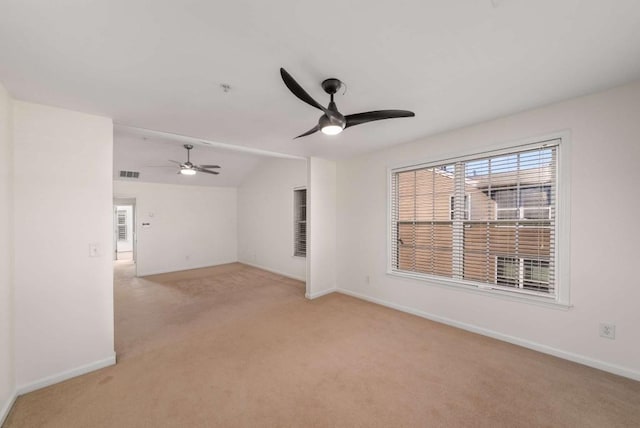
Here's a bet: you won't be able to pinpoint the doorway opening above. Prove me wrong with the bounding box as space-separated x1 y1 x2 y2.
113 198 136 265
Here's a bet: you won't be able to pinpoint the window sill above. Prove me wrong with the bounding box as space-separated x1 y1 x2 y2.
386 270 572 310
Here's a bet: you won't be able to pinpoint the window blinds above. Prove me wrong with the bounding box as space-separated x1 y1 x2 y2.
294 189 307 257
390 141 558 297
117 210 127 241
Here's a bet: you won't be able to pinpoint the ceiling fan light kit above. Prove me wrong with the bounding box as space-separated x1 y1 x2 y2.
321 125 343 135
319 114 345 135
280 68 415 139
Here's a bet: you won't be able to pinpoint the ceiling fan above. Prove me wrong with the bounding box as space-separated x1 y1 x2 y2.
280 68 415 138
170 144 220 176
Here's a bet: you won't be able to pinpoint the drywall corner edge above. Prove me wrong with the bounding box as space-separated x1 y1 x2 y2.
0 390 17 426
305 288 336 300
16 353 116 396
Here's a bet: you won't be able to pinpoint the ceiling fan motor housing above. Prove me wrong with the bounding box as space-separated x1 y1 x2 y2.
321 78 342 95
319 110 345 130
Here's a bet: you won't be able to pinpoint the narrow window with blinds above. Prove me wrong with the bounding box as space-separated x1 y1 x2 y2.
390 140 559 300
294 188 307 257
117 210 127 241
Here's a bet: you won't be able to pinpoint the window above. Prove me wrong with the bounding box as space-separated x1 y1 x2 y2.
117 210 127 241
496 257 550 292
492 186 551 220
293 188 307 257
390 138 564 302
450 195 470 220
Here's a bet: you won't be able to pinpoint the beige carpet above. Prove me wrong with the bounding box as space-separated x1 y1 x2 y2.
4 262 640 427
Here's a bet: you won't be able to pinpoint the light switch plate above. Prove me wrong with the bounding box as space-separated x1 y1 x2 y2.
89 243 101 257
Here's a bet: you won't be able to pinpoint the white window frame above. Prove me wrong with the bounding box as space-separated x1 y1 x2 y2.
387 132 571 308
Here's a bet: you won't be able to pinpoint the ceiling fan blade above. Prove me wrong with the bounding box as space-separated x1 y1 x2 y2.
345 110 415 129
168 160 182 164
294 125 320 139
280 68 327 113
198 165 220 169
194 166 219 175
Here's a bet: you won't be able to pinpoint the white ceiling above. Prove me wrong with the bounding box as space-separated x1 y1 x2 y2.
113 128 286 187
2 0 640 166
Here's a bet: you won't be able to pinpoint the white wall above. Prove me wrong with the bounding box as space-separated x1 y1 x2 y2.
114 180 237 276
307 157 337 298
13 102 115 391
336 80 640 380
0 83 15 423
237 158 307 281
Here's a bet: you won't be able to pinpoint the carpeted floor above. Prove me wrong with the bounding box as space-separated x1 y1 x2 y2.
4 261 640 427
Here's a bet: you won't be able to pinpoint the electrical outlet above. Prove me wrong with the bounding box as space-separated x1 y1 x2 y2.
365 275 370 284
599 323 616 340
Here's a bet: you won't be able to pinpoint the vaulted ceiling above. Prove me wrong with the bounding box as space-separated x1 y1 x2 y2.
2 1 640 173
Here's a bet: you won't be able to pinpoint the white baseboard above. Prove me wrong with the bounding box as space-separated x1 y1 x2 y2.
139 260 238 277
239 261 306 282
306 288 336 300
336 288 640 382
0 391 17 427
16 353 116 395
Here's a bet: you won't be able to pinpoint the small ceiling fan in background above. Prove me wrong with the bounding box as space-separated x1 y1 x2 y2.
280 68 415 139
170 144 220 175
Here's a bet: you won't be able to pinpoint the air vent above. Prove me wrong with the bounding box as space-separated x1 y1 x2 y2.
119 170 140 179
